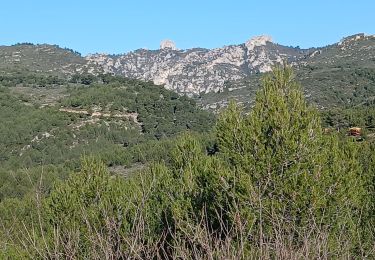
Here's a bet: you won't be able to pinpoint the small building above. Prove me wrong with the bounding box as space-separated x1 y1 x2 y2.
348 127 361 137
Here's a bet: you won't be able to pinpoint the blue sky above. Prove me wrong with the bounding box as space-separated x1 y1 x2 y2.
0 0 374 55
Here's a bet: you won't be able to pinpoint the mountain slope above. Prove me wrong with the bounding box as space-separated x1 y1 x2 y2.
1 33 375 110
86 36 309 94
0 43 87 76
200 33 375 110
1 36 310 94
0 75 214 170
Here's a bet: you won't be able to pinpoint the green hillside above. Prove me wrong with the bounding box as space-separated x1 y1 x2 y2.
1 66 373 259
0 37 374 259
0 73 214 188
0 43 90 76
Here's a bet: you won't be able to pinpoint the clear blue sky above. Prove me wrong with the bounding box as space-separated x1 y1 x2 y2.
0 0 374 55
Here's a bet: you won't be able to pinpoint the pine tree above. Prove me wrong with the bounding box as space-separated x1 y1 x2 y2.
217 65 365 252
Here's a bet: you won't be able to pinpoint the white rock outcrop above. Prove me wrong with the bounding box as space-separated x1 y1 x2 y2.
85 35 306 95
245 35 273 51
160 39 177 50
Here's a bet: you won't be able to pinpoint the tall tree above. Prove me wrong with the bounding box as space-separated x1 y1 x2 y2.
217 65 365 252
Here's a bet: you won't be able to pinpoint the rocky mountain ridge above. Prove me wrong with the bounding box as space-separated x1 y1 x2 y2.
198 33 375 111
85 35 310 94
1 33 374 103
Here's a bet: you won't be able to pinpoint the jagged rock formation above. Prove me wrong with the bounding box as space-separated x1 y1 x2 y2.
85 35 309 95
160 39 177 50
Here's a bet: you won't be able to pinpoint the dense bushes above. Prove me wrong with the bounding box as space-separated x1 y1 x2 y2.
2 66 373 258
322 105 375 130
63 78 214 138
0 73 214 169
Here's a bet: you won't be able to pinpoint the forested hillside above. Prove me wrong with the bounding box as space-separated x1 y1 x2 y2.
0 73 214 205
0 36 374 260
0 66 374 258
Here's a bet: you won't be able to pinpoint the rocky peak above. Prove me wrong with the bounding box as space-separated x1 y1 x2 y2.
245 35 273 51
337 33 375 46
160 39 177 50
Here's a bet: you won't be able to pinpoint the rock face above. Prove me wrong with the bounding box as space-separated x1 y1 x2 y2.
85 35 309 95
245 35 273 50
